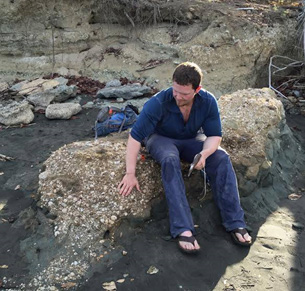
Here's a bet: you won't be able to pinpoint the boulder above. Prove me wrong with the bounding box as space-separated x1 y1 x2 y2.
52 85 77 103
27 83 77 109
39 138 163 238
0 100 34 125
27 91 56 110
218 88 286 195
45 103 82 119
96 83 152 100
10 79 60 95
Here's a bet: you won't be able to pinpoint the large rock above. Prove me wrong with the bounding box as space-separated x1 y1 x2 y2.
0 100 34 125
27 91 56 109
26 81 77 110
218 88 287 196
96 83 152 100
10 78 61 95
39 138 163 238
45 103 82 119
52 85 77 102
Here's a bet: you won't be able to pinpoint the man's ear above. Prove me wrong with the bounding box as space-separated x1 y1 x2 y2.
195 85 202 93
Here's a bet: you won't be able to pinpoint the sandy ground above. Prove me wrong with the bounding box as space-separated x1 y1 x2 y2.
0 104 305 290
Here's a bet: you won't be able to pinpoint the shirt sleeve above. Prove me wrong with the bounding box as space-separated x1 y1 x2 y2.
202 95 222 137
130 96 163 142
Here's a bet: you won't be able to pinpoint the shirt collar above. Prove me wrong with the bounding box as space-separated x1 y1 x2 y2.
167 87 201 113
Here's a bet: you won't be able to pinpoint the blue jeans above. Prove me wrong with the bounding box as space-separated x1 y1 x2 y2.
146 134 246 238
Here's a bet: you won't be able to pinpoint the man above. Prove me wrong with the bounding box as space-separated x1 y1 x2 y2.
118 62 252 253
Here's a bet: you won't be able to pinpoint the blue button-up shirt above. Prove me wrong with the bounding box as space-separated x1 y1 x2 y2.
131 87 222 142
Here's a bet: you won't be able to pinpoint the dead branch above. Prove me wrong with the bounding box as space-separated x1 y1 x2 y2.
136 65 157 72
269 55 305 99
124 10 135 27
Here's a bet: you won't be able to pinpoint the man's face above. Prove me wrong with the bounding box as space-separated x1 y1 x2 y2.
172 82 196 107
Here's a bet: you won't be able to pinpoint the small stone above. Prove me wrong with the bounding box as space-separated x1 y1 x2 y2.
147 265 159 275
111 215 117 221
102 281 116 290
122 250 127 256
292 222 304 230
83 102 94 109
116 97 124 103
293 90 301 98
61 282 77 289
288 193 302 201
116 279 125 283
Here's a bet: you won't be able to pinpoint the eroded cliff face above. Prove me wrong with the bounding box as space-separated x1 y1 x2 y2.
0 0 298 96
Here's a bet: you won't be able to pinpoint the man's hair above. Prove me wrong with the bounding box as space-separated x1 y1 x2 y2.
172 62 203 90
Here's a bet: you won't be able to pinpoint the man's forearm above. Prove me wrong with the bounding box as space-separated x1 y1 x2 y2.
200 136 222 160
126 134 141 174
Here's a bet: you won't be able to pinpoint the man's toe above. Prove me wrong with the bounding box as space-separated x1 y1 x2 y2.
231 228 252 246
178 235 200 253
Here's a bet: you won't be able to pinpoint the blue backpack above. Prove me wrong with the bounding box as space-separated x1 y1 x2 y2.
94 104 139 137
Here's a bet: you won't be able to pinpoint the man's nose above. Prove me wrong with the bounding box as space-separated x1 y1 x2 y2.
176 93 183 100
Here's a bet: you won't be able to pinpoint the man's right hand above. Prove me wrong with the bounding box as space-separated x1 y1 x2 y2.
118 173 141 196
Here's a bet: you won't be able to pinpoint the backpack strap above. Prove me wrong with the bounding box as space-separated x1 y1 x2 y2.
118 106 129 133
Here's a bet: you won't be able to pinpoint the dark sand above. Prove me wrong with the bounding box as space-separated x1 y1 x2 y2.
1 107 305 290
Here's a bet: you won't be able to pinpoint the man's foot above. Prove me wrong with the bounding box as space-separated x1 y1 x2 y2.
230 228 252 246
178 230 200 254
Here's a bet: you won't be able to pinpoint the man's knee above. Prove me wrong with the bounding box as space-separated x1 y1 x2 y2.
161 154 180 165
207 148 230 168
161 155 181 182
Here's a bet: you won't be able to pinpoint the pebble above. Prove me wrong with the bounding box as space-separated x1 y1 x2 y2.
83 102 94 109
116 97 124 103
292 222 304 230
147 265 159 275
